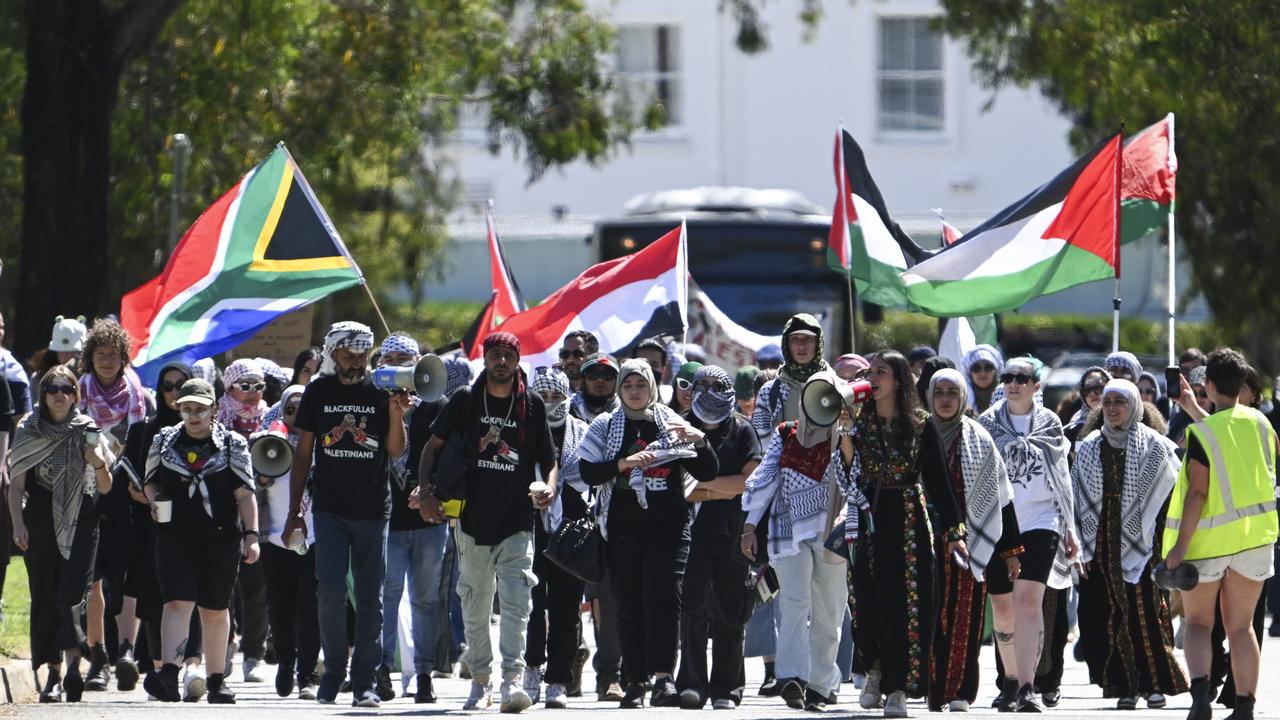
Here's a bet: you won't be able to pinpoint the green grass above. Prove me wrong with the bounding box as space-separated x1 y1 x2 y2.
0 556 30 658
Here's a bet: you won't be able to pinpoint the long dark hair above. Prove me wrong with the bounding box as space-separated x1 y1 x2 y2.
872 350 923 442
291 346 322 386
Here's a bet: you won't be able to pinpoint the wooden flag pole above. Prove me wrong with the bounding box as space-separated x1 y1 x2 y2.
362 281 392 336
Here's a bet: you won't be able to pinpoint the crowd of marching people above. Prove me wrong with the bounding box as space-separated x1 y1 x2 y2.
0 308 1276 720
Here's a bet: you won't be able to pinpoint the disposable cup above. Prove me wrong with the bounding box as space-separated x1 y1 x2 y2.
153 498 173 523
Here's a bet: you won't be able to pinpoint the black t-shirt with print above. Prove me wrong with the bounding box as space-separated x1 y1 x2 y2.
294 375 393 520
152 430 249 543
391 397 446 532
431 386 556 545
690 412 762 537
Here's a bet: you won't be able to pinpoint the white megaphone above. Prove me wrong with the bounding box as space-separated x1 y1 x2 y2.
371 354 447 402
801 371 873 427
250 420 295 478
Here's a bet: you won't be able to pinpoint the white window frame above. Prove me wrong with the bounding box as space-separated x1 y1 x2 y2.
612 22 686 137
875 14 950 144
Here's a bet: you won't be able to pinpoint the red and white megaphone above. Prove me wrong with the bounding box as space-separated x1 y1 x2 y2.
801 371 872 427
250 420 294 478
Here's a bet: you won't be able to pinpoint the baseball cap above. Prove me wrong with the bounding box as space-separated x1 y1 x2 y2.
176 378 216 406
580 352 619 376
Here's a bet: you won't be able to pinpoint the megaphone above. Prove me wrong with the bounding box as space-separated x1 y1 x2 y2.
1151 560 1199 591
250 421 295 478
371 354 447 402
801 372 873 427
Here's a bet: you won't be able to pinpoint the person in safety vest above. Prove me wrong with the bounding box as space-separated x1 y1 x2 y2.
1163 348 1278 720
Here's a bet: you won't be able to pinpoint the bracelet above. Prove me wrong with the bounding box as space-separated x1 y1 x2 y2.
946 524 967 543
92 463 105 470
242 529 259 538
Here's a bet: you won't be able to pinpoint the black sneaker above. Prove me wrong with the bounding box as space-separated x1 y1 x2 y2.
568 646 589 697
39 668 63 703
679 688 704 709
651 677 680 707
85 644 111 691
1015 684 1042 713
1041 687 1061 707
376 666 396 702
759 670 780 697
144 664 182 703
339 677 353 694
1226 694 1256 720
207 674 236 704
116 641 140 691
298 674 318 701
276 665 295 697
316 675 341 705
1188 677 1212 720
414 673 436 703
781 679 806 710
997 678 1018 713
620 683 646 709
804 687 828 712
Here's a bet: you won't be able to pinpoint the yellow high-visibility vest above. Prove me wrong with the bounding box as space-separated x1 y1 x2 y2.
1164 404 1279 561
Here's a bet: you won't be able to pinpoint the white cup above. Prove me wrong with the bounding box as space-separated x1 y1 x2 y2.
85 428 100 446
153 498 173 524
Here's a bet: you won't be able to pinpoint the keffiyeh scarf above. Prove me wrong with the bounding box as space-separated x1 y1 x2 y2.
320 321 375 376
579 402 688 537
146 422 254 518
951 418 1013 580
79 367 147 433
8 411 98 559
541 415 589 532
570 391 620 424
218 359 268 435
980 399 1077 589
1073 419 1180 583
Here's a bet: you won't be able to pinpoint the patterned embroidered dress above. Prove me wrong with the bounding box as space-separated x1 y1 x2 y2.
850 407 960 699
1077 444 1188 698
928 440 987 709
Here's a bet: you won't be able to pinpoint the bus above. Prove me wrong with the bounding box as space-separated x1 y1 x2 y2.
592 187 854 354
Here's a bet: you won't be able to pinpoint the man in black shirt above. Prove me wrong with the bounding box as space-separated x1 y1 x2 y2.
414 332 557 713
570 352 620 423
282 322 408 708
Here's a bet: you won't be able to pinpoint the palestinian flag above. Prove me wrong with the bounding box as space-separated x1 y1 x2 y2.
121 145 363 384
829 128 932 307
485 200 527 326
902 134 1122 317
488 222 688 370
1120 113 1176 244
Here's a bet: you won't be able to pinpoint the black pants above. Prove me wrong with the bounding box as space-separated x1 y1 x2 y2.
526 521 585 684
607 517 690 684
25 494 98 669
261 542 320 679
676 524 748 703
589 572 623 685
235 556 269 660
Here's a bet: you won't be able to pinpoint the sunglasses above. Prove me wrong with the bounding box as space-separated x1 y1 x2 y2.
971 363 996 373
1195 389 1209 399
1082 383 1105 396
1000 373 1034 385
1140 388 1157 397
159 381 186 393
235 381 266 393
675 378 693 391
43 384 77 396
559 349 586 360
284 405 298 416
583 369 616 381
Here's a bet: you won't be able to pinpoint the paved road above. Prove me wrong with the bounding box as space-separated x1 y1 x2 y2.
11 625 1280 718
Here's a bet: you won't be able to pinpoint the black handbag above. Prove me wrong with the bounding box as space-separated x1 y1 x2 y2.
543 516 606 583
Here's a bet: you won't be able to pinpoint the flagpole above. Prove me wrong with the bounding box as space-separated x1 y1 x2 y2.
1111 279 1121 353
1110 131 1123 353
362 281 392 335
1166 113 1177 367
845 269 856 354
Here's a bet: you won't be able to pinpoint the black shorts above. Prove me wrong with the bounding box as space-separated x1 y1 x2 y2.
155 532 242 610
986 529 1059 595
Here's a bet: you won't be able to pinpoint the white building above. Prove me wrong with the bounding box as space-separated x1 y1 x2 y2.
430 0 1205 323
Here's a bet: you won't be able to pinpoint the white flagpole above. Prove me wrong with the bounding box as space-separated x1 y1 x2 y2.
1112 278 1121 353
1166 113 1177 366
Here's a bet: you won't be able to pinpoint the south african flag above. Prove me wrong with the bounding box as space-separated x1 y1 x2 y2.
121 144 364 384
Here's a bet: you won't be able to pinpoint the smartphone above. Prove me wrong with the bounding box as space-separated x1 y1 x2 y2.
1165 366 1182 400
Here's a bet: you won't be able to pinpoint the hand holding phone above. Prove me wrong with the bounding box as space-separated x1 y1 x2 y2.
1165 366 1182 400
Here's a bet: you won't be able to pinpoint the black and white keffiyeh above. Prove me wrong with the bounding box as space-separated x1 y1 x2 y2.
146 422 254 518
980 399 1077 589
750 378 793 439
541 415 589 532
1073 421 1180 583
570 391 620 424
8 410 100 559
319 321 375 376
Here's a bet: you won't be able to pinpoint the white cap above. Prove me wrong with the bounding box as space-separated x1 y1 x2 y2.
49 315 87 352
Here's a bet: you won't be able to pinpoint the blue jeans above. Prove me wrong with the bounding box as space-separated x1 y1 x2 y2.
381 524 448 675
314 511 388 694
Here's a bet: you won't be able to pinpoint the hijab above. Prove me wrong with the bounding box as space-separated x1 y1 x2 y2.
961 344 1004 412
1104 351 1143 381
617 359 659 423
690 365 735 425
1100 379 1143 450
927 368 968 450
153 361 194 427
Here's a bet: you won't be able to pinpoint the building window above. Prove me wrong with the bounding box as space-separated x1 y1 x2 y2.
615 24 683 128
878 17 944 134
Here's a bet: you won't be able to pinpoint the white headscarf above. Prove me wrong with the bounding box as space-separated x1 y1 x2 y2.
1100 379 1143 450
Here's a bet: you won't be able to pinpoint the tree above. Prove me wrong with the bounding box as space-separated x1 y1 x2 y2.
3 0 640 357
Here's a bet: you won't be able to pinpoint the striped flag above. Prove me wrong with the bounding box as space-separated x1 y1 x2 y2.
828 128 932 307
1120 114 1177 244
121 145 364 384
902 134 1123 317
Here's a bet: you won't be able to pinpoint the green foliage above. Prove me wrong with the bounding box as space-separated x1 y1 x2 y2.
385 299 484 353
0 1 636 323
0 558 30 658
937 0 1280 350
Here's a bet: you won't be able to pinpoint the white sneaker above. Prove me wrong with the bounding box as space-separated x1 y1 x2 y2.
949 699 970 712
884 690 908 718
500 679 532 713
463 680 493 710
354 688 381 708
860 668 884 709
182 666 207 702
243 657 264 683
712 698 736 710
545 683 568 709
523 666 542 704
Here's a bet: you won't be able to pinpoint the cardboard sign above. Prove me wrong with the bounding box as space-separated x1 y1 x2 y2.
227 305 316 367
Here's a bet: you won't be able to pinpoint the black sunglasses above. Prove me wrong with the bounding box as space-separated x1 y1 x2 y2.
559 349 586 360
583 368 616 381
1082 383 1105 395
971 363 996 373
43 384 77 396
159 381 185 393
1000 373 1034 385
